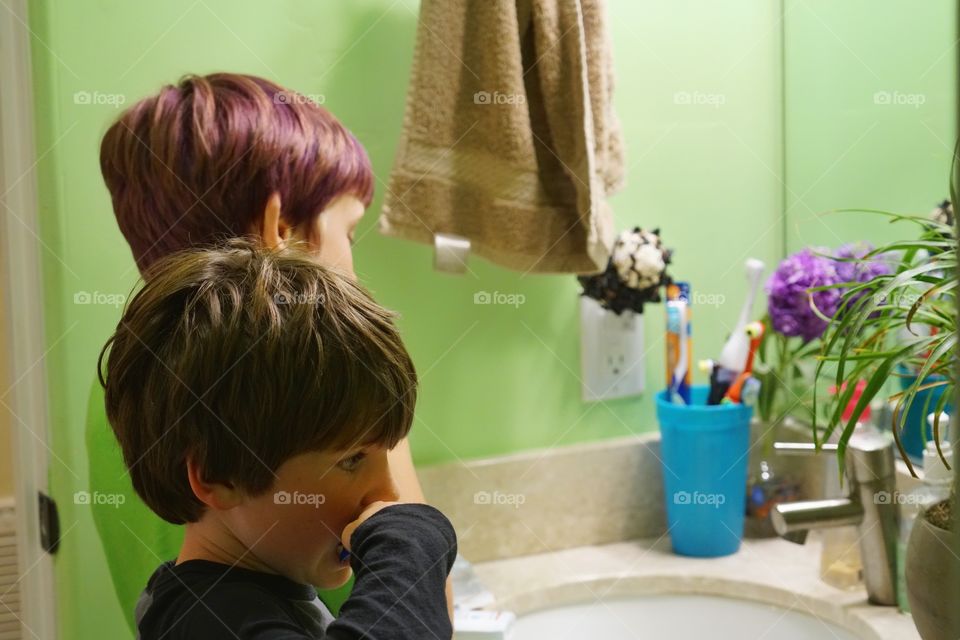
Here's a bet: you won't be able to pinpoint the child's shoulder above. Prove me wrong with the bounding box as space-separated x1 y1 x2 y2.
136 560 331 639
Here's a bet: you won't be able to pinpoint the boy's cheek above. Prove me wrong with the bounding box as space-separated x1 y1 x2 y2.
271 501 347 549
235 492 329 548
285 511 356 579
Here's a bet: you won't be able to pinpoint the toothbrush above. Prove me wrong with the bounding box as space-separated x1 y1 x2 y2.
673 294 690 403
739 376 761 407
667 283 691 404
703 359 738 405
718 259 765 373
725 321 764 404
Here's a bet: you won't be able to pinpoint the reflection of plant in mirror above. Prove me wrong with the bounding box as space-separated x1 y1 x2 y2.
812 203 956 476
754 245 891 445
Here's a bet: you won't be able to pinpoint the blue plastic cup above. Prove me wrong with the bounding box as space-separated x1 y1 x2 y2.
656 385 753 557
895 365 953 464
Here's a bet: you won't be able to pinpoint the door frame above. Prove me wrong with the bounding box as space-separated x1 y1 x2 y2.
0 0 59 638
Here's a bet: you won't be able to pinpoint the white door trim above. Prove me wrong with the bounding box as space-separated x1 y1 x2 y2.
0 1 59 638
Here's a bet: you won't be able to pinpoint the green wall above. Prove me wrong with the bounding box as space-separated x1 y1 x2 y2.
22 1 954 638
783 0 958 249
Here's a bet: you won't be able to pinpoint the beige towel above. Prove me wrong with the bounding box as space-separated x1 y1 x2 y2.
379 0 625 274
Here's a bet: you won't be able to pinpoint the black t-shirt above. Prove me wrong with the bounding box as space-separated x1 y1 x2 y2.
135 504 458 639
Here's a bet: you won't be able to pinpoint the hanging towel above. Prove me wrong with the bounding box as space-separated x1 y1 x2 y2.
378 0 625 274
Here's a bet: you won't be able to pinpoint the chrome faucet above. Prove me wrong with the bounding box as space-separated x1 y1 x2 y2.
770 429 900 605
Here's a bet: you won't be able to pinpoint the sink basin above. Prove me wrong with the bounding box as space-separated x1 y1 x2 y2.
510 593 860 639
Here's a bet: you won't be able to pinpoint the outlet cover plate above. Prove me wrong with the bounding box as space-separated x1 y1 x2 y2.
579 296 645 402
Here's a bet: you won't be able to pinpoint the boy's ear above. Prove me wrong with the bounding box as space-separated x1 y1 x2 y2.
257 191 293 249
186 456 244 511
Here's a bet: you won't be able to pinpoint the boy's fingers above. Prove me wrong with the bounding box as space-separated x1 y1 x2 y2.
340 521 360 553
340 501 395 552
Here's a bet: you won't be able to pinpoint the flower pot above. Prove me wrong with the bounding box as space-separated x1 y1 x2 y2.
905 502 960 640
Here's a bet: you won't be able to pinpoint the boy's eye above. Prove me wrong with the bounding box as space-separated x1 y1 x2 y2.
337 452 366 472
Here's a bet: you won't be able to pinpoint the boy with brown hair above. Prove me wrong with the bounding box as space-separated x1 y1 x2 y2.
88 72 447 629
99 239 457 639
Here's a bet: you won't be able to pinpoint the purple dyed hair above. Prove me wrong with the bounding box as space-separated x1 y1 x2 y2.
100 73 374 274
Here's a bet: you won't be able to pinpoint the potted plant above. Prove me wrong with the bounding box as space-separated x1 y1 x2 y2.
812 157 958 638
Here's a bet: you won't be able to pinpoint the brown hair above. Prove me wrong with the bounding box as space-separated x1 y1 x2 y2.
100 73 375 274
98 240 415 524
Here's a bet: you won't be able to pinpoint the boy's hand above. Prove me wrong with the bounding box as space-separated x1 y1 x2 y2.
340 501 457 627
340 501 398 552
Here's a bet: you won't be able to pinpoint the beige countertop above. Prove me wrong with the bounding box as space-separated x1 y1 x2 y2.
472 533 920 640
420 430 927 640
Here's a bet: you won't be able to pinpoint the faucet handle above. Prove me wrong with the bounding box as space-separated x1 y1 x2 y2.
773 442 839 455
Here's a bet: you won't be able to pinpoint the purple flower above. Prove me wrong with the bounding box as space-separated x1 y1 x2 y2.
833 242 892 285
833 243 893 313
766 249 842 342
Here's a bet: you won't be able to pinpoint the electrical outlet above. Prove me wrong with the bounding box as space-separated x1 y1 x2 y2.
579 296 645 402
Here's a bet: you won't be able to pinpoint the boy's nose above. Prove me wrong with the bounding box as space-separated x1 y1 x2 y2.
362 464 400 507
361 483 399 509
